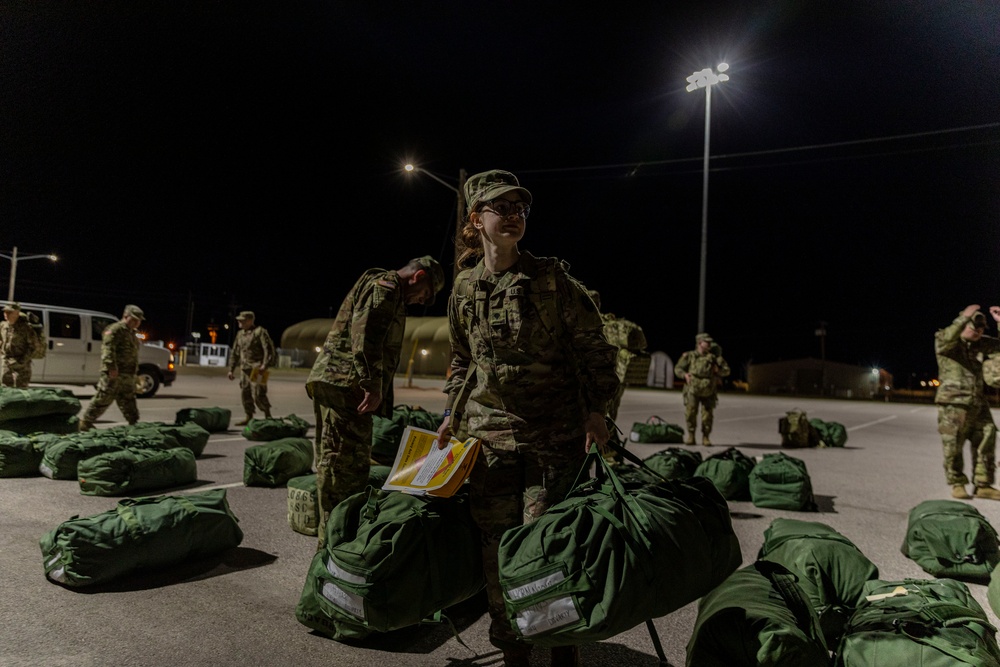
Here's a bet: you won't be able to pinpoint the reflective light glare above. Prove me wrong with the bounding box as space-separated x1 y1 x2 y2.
404 164 415 172
686 65 730 92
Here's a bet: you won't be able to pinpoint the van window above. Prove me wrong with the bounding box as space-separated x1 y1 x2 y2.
49 312 81 340
92 315 116 341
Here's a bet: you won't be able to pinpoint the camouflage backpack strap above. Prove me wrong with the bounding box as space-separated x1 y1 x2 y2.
453 266 477 332
528 256 565 340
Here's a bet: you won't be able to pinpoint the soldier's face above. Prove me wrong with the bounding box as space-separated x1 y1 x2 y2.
962 323 985 341
697 340 711 353
237 319 253 330
475 194 527 247
404 275 434 305
3 311 16 324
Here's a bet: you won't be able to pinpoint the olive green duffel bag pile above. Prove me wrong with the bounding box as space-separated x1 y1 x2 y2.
628 415 685 444
38 430 177 480
693 446 756 500
498 446 741 648
901 499 1000 581
39 488 243 587
242 414 310 441
175 406 232 433
0 433 43 477
0 387 81 434
287 465 392 536
295 488 483 641
78 446 197 496
243 437 313 487
641 447 703 480
748 452 818 512
371 405 443 466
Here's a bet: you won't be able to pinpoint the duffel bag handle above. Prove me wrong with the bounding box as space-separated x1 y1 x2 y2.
647 415 666 425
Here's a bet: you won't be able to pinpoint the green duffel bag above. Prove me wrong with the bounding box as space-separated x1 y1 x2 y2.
113 422 210 457
243 437 313 487
175 407 232 433
779 409 817 448
0 413 79 435
901 499 1000 581
687 561 830 666
810 418 848 448
628 415 685 444
749 452 818 511
0 387 81 420
295 488 484 641
40 488 244 587
242 414 310 441
835 578 1000 666
693 446 756 500
78 447 197 496
498 446 741 647
371 405 443 466
989 561 1000 618
642 447 703 480
0 433 43 477
287 466 393 536
758 518 879 647
39 433 131 480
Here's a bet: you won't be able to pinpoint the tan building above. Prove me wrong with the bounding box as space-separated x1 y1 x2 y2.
747 357 892 399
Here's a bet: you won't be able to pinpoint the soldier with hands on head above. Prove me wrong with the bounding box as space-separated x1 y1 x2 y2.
934 304 1000 500
0 302 40 387
228 311 276 425
435 169 619 667
306 256 444 549
675 332 730 446
78 304 145 431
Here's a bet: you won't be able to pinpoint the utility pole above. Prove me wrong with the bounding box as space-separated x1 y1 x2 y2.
453 168 467 280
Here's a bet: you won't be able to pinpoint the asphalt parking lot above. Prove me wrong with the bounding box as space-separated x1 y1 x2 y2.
2 367 998 667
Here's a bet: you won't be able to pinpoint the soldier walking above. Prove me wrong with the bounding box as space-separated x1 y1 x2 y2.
228 311 277 425
78 304 144 430
675 333 730 446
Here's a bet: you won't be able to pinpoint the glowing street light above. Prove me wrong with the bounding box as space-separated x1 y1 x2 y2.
0 246 58 302
404 163 467 279
686 62 729 334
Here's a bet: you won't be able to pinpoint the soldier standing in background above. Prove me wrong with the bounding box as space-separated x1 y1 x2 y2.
0 303 39 387
675 332 730 446
588 289 646 424
435 169 619 667
306 256 444 549
78 304 144 431
934 304 1000 500
228 311 276 425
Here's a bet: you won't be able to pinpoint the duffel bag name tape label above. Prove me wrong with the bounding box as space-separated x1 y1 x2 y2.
515 597 579 636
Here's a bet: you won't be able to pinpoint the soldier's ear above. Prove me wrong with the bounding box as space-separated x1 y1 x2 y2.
410 269 427 286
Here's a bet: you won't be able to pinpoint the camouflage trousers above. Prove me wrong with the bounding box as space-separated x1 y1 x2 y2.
1 356 32 388
80 373 138 428
469 439 586 652
938 403 996 486
238 367 271 417
313 396 372 550
684 391 719 436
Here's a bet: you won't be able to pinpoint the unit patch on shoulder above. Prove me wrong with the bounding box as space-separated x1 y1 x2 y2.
377 279 397 289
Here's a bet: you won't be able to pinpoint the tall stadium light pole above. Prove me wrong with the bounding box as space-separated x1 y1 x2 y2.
403 164 467 280
0 246 59 302
686 63 729 333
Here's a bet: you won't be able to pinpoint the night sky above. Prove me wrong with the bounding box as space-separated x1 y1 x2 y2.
2 2 999 385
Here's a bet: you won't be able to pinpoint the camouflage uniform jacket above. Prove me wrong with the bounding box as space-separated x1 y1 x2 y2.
934 311 1000 407
229 326 274 372
602 313 645 381
675 348 730 398
0 316 37 361
443 252 619 449
306 268 405 418
100 320 139 375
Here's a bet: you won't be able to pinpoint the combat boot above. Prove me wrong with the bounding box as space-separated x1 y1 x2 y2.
77 420 93 432
952 484 972 499
235 414 253 426
683 433 695 446
264 411 273 419
702 434 712 447
550 645 581 667
974 486 1000 500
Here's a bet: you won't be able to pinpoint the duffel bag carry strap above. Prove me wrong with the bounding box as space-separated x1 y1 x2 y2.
754 560 829 654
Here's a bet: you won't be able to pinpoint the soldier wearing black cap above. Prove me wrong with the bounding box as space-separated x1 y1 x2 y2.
934 304 1000 499
79 304 145 430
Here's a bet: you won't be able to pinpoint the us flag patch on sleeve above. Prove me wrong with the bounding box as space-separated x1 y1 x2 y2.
377 279 396 289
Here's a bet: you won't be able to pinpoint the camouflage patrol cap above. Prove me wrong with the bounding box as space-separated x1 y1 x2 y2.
3 302 21 313
985 355 1000 389
412 256 446 306
971 311 988 328
464 170 532 211
236 310 255 321
124 304 145 321
696 333 713 344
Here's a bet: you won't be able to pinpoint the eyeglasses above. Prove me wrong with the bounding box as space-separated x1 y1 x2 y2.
483 199 530 219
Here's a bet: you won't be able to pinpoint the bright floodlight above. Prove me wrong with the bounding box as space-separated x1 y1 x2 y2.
404 164 415 172
686 64 730 92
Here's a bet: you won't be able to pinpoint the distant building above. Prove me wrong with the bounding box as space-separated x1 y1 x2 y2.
747 357 892 399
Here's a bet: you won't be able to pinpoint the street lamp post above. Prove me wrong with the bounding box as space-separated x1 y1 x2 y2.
404 164 467 279
686 63 729 334
0 246 58 302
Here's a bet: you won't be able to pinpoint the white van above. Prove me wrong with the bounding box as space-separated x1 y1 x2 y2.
16 302 177 398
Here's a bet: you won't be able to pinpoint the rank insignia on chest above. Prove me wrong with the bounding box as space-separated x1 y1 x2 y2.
489 309 508 326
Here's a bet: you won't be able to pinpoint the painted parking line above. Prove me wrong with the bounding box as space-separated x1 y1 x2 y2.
847 415 898 431
717 413 789 423
176 481 245 494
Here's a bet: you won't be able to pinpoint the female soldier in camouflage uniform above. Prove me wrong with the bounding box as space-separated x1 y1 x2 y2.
435 170 619 667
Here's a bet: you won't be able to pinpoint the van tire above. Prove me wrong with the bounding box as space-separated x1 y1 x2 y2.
136 365 161 398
